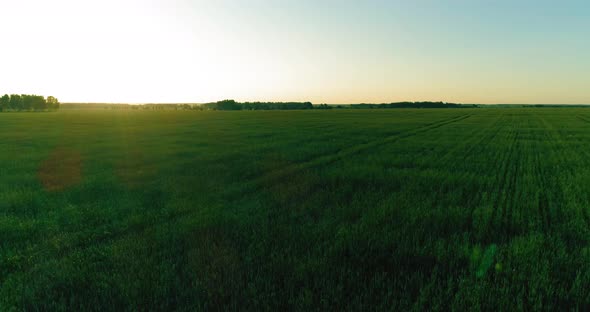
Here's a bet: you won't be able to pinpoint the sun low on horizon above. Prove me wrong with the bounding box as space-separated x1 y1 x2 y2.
0 0 589 104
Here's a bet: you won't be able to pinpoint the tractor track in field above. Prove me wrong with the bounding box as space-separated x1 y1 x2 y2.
432 115 499 167
230 114 472 200
424 114 505 234
574 116 590 226
534 159 551 233
528 117 552 233
461 115 506 235
534 116 559 232
408 117 487 206
485 114 520 243
498 127 520 241
502 130 520 239
534 115 579 231
4 113 473 281
550 115 590 228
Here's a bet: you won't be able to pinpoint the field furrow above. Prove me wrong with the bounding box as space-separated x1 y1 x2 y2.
482 114 521 242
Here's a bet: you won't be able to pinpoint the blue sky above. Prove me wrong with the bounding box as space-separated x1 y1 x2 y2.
0 0 588 103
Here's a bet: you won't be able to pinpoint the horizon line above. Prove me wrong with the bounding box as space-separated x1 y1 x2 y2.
61 102 590 106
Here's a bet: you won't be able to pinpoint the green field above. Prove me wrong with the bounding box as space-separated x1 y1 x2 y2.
1 109 590 310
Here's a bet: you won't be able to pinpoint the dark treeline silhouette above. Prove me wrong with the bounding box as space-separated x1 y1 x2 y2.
350 101 475 109
62 103 202 110
202 99 314 110
528 104 590 108
60 100 483 111
62 101 314 110
315 104 333 109
0 94 60 112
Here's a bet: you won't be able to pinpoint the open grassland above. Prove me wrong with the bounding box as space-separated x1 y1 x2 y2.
1 109 590 310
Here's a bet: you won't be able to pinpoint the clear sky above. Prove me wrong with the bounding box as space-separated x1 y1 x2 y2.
0 0 588 104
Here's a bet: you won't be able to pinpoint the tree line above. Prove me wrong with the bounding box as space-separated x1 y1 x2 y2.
0 94 60 111
61 101 315 111
59 100 480 111
349 101 476 109
201 100 314 110
206 100 476 110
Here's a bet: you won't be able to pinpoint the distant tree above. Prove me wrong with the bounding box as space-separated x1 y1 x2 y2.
31 95 46 110
0 94 59 112
9 94 22 111
314 104 332 109
46 96 60 110
189 100 314 111
0 94 9 111
22 95 33 111
216 99 241 110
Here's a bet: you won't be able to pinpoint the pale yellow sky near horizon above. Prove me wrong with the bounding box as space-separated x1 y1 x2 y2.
0 0 589 104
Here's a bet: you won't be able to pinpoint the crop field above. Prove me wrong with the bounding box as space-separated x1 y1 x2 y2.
1 108 590 310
